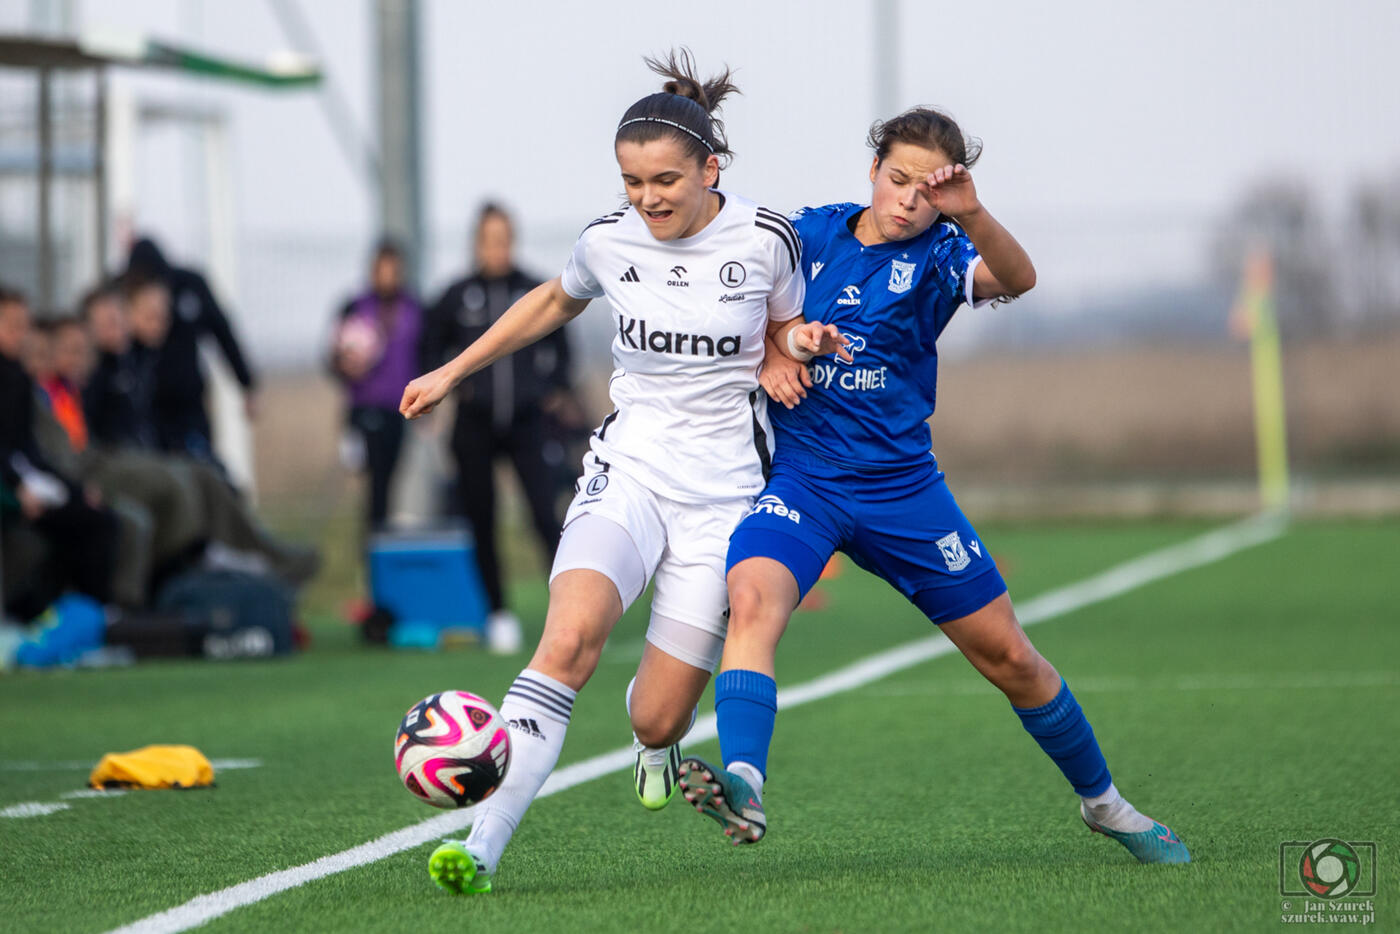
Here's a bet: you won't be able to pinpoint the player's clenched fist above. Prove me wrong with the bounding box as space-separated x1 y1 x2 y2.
400 366 455 419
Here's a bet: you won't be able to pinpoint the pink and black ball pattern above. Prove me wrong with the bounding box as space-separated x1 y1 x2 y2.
395 690 511 808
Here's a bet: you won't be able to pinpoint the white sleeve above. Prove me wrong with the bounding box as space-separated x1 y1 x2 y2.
765 233 804 323
964 254 995 309
560 229 604 300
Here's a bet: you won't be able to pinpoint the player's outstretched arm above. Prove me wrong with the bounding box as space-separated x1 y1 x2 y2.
401 278 589 419
771 318 852 363
760 332 811 410
917 164 1036 301
758 319 851 409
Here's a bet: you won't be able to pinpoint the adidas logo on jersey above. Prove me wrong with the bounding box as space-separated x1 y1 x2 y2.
617 316 741 356
509 717 547 740
619 266 641 283
667 265 689 287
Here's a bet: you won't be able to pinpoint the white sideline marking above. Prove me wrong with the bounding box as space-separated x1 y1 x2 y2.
0 802 71 818
865 670 1400 697
107 512 1285 934
61 789 129 800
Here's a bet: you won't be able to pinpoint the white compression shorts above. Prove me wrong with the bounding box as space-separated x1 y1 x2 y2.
549 459 752 671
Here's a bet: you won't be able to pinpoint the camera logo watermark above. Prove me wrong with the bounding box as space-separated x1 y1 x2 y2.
1279 839 1378 925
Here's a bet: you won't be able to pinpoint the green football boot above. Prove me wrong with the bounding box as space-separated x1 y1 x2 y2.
427 840 493 894
633 742 683 810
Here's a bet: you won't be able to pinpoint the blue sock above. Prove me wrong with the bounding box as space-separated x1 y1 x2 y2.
1013 679 1112 797
714 669 777 779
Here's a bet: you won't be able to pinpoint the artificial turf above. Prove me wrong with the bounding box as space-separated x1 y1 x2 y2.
1 519 1395 932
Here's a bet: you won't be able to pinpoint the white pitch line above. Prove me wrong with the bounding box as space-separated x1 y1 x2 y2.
0 802 71 818
107 511 1286 934
864 670 1400 697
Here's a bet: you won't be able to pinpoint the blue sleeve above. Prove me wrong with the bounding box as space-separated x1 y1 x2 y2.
928 227 980 309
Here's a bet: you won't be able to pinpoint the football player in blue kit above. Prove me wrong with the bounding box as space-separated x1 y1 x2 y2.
678 107 1191 864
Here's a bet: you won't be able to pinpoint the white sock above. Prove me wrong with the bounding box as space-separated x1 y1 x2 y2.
1081 783 1153 833
728 761 764 803
465 669 577 872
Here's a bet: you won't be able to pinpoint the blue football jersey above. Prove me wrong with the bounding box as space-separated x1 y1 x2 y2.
770 202 982 469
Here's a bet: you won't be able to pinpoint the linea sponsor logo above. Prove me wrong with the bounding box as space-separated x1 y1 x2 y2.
748 494 800 523
617 316 742 356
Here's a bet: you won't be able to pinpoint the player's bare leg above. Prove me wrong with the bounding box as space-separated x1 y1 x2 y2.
628 643 710 809
680 557 800 843
434 570 624 892
939 593 1190 864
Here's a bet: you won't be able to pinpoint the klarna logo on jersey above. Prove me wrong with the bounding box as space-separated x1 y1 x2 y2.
617 316 742 356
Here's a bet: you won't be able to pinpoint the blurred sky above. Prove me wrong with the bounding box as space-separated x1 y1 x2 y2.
6 0 1400 361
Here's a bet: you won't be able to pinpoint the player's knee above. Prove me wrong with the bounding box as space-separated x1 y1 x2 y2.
727 577 786 635
983 640 1043 691
630 708 687 749
533 625 602 683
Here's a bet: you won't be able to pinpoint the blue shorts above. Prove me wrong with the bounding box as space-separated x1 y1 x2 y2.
726 447 1007 624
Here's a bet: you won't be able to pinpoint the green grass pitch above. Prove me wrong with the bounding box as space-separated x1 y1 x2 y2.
1 519 1396 932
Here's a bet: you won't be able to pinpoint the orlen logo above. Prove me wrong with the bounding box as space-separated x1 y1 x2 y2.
748 494 800 524
618 316 741 356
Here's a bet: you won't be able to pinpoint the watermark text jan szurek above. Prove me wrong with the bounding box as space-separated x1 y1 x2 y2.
1279 839 1378 925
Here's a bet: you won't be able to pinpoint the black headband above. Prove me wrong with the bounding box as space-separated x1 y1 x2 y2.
616 116 715 154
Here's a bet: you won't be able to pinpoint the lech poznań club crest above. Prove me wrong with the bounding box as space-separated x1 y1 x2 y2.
936 531 970 571
888 259 916 294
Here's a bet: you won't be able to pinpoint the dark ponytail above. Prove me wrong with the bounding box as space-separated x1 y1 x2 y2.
868 106 982 168
615 48 739 169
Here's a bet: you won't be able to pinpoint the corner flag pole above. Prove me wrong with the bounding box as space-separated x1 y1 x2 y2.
1231 249 1290 513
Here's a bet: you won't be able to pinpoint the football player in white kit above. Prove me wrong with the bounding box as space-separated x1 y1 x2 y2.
400 50 847 894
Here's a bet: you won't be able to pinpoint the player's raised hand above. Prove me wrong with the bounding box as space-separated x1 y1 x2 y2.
761 342 811 409
400 367 455 419
917 164 980 219
791 321 853 362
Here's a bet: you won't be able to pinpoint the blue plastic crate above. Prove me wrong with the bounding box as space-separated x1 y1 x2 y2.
368 527 490 645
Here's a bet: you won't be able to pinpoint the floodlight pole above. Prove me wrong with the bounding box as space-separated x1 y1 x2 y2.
94 67 108 272
37 65 53 311
376 0 425 290
873 0 899 117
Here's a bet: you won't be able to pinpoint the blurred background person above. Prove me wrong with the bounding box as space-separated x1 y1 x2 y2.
330 239 423 537
42 317 94 453
420 202 584 654
0 286 125 618
125 236 258 469
76 280 319 589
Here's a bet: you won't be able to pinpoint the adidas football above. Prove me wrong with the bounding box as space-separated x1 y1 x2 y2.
395 691 511 808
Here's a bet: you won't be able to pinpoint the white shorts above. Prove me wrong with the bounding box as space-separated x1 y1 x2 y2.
550 456 753 639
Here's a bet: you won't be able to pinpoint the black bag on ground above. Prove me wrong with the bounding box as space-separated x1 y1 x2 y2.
150 568 296 658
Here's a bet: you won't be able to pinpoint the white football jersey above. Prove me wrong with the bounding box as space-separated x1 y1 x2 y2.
561 191 804 504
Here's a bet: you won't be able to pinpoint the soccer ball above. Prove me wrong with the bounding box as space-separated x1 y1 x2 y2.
335 316 383 370
395 691 511 808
